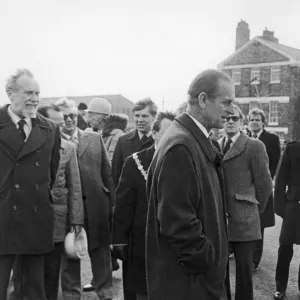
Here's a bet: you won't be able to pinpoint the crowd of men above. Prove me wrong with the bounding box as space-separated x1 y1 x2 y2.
0 68 299 300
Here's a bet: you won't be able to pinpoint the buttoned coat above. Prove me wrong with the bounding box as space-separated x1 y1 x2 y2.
219 134 272 241
0 105 60 254
112 129 154 186
146 113 228 300
76 129 115 249
249 129 281 227
51 139 84 243
113 145 155 294
274 141 300 244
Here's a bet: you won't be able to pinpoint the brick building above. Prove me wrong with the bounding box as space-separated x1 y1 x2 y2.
40 94 135 127
218 20 300 140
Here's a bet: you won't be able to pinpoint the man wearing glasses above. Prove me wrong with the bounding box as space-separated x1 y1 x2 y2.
220 105 272 300
248 108 281 272
55 98 115 300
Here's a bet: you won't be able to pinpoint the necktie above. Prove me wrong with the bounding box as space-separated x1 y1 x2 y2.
223 138 232 155
253 134 258 139
141 135 149 145
18 119 27 141
70 135 79 152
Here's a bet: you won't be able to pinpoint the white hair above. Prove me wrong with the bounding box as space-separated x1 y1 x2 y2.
6 69 34 93
54 97 78 111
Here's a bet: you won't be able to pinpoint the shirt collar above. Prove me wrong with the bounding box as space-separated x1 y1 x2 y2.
253 129 263 138
186 113 209 138
62 128 79 140
226 131 240 144
138 130 152 140
7 105 32 128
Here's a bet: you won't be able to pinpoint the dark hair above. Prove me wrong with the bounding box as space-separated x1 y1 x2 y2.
38 105 61 118
187 69 232 105
78 102 87 110
132 97 158 116
249 107 266 123
152 111 175 132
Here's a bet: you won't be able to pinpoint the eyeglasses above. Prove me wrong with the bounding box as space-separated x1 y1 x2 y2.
224 116 240 122
63 114 77 121
249 119 262 122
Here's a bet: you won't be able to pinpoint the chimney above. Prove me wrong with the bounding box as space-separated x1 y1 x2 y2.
235 19 250 51
261 28 279 43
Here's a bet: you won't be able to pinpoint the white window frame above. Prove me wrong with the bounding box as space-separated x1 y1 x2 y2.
251 68 260 84
270 66 281 84
249 100 259 112
232 69 241 85
268 100 279 126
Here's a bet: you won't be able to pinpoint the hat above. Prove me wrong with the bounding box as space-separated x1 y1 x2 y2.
64 228 88 260
86 98 112 115
78 102 88 110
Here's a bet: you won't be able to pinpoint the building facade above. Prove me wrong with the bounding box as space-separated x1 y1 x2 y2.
218 20 300 141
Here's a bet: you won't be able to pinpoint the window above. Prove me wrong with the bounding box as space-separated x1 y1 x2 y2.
251 68 260 84
269 101 279 125
249 100 258 112
232 69 241 85
270 66 281 83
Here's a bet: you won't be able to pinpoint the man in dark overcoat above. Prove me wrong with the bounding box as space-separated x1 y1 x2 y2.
112 98 157 300
55 98 115 300
112 111 175 300
146 69 235 300
248 107 281 271
112 98 157 186
273 140 300 300
0 69 61 299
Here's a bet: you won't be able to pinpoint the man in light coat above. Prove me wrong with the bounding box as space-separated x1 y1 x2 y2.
219 105 272 300
55 98 115 300
38 104 84 300
146 69 234 300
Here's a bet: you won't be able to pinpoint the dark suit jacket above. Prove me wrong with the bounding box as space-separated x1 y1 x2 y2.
249 129 281 228
274 141 300 244
112 129 153 186
113 145 155 294
76 129 115 249
0 105 60 254
146 113 228 300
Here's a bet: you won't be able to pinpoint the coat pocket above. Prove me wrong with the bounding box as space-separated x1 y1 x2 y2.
235 193 259 204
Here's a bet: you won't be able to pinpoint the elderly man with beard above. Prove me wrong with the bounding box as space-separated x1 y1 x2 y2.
112 111 175 300
55 98 115 300
146 69 234 300
0 69 60 299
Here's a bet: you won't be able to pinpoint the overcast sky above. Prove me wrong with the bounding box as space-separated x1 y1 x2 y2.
0 0 299 110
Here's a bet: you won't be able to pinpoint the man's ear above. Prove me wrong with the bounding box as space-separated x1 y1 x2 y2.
197 92 208 109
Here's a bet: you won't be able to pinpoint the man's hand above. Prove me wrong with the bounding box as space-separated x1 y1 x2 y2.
113 245 128 261
71 225 83 236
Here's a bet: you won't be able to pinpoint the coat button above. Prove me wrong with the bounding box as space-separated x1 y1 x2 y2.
13 206 17 211
35 184 39 190
15 184 20 189
35 162 39 167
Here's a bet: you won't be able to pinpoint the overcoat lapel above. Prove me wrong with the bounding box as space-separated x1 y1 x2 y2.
223 133 248 161
18 118 49 159
77 129 91 157
176 113 218 163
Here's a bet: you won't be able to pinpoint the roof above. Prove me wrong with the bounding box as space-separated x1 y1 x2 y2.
40 94 134 107
218 36 300 68
258 38 300 61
